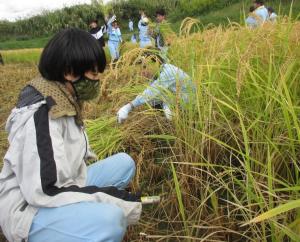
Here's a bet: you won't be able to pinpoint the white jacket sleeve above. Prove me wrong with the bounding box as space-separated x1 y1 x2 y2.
93 28 104 39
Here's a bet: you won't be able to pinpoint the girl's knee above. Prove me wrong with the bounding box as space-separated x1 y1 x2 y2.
93 204 127 241
115 152 135 171
29 203 127 242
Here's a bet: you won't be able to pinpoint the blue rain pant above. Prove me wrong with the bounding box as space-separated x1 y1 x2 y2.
108 40 120 60
28 153 136 242
140 40 152 48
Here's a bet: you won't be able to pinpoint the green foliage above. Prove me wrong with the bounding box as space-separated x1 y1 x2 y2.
0 21 15 41
107 0 178 20
170 0 241 19
86 117 124 160
0 3 105 39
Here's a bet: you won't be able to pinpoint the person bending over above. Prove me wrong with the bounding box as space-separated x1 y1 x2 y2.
117 52 195 123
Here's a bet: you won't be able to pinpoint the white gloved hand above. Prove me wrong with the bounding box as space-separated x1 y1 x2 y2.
107 15 117 25
163 104 172 121
117 103 133 123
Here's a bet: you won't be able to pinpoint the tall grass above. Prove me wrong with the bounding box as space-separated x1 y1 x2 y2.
85 17 300 241
1 16 300 242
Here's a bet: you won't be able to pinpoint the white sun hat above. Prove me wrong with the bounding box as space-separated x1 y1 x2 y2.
142 17 149 24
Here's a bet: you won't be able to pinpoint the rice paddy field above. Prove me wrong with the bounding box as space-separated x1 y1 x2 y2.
1 18 300 241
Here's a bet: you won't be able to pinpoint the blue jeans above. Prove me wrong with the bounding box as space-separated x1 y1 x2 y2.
28 153 136 242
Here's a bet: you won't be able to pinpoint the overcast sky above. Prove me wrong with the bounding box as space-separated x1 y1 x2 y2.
0 0 110 21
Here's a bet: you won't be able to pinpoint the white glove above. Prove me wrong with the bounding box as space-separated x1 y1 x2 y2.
107 15 117 25
117 103 133 123
163 104 172 120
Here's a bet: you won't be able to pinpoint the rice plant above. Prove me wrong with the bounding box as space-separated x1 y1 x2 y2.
98 17 300 241
1 15 300 242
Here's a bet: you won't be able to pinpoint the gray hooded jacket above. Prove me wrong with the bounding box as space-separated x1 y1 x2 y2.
0 84 141 242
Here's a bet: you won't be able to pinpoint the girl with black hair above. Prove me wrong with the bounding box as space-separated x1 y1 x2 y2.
0 28 141 242
89 19 106 48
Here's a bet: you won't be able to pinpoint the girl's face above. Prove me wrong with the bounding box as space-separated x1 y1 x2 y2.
112 22 118 28
156 14 165 23
64 70 100 99
90 22 97 29
140 62 161 80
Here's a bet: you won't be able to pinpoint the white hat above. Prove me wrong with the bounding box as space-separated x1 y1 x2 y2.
142 17 149 24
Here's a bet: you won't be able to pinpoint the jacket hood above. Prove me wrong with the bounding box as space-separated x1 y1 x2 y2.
5 101 45 143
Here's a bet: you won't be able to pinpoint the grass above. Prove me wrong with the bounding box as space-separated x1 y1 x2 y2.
0 63 38 166
0 34 138 51
0 42 140 64
0 36 51 50
1 49 42 64
1 17 300 242
89 18 300 241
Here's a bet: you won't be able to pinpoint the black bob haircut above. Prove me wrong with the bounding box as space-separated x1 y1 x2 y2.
89 19 98 24
39 28 106 83
156 9 166 16
267 7 275 13
250 6 256 12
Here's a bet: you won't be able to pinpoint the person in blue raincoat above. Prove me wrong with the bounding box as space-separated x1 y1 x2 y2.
129 18 134 31
131 33 137 44
245 6 258 28
107 19 122 62
253 0 269 25
138 17 152 48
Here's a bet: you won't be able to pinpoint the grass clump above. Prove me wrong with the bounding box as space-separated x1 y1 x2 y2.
97 18 300 241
